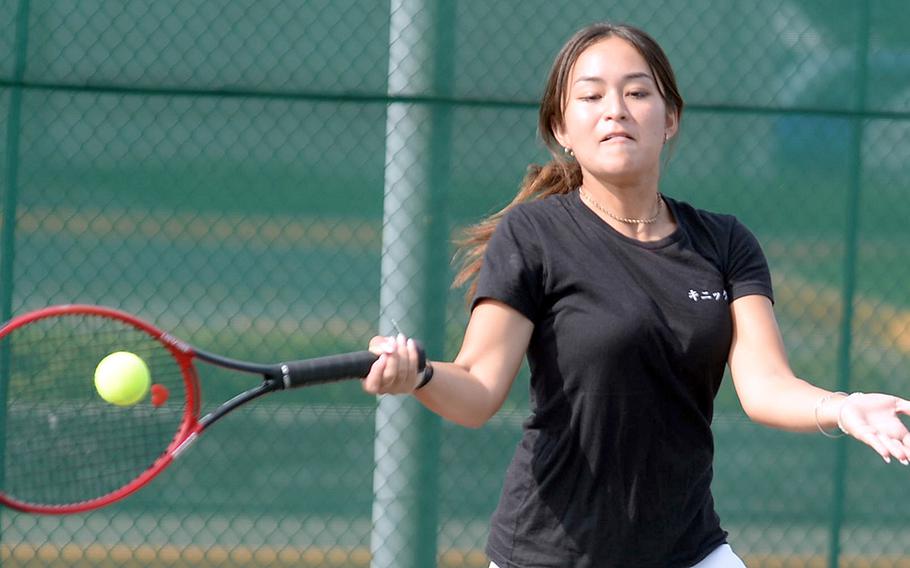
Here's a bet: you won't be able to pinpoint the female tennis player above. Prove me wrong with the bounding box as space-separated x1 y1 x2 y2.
364 22 910 568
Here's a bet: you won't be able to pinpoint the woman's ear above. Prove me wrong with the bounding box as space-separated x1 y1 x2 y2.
664 110 679 142
552 119 571 152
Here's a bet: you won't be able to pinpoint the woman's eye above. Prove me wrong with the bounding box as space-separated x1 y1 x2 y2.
579 94 601 101
627 90 649 99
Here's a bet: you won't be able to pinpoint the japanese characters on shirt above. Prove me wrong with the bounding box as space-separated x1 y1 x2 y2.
688 289 728 302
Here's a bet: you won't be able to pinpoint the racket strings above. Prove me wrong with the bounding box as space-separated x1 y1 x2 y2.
1 314 187 507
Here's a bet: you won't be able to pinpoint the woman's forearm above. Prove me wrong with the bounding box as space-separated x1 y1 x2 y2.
413 361 513 428
738 372 845 434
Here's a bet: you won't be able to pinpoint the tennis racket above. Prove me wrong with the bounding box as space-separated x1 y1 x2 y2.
0 304 425 514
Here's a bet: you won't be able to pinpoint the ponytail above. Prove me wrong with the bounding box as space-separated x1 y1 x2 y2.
453 159 581 306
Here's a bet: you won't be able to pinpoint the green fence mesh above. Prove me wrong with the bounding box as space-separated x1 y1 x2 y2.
1 0 909 566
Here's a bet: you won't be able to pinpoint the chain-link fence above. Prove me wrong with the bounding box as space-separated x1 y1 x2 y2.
1 0 909 566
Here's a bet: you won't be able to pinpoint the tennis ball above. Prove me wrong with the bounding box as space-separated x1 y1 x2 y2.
94 351 151 406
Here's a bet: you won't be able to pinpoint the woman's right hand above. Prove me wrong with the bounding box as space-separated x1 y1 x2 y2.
363 333 423 395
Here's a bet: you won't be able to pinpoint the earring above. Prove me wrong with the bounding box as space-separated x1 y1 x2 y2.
663 132 670 145
563 147 574 157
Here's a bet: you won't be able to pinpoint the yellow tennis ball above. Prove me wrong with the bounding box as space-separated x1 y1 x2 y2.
94 351 151 406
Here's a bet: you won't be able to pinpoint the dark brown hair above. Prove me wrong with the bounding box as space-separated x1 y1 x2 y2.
454 22 685 303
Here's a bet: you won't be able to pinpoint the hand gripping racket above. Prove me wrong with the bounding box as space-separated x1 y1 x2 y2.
0 304 425 514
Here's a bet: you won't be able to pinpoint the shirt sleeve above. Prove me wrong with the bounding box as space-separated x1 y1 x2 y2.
725 218 774 303
471 207 545 322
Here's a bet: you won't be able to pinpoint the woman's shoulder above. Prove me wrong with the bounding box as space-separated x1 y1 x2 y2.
493 194 578 246
665 195 746 236
505 192 575 225
665 195 766 271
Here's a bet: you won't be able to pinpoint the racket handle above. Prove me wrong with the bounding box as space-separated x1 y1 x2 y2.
282 342 426 388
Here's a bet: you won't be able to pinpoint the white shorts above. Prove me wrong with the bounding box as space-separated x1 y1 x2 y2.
488 543 746 568
693 544 747 567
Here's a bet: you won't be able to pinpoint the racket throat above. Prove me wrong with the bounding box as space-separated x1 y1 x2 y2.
197 381 279 431
171 431 200 460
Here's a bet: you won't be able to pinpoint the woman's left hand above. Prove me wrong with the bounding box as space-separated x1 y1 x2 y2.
838 393 910 465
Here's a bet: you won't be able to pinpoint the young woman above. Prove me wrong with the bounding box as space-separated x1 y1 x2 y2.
363 22 910 567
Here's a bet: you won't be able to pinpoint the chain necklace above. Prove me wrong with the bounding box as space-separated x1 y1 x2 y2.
579 188 663 225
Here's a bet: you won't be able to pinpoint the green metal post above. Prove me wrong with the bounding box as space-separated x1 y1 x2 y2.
1 0 31 546
371 1 453 567
828 4 870 567
1 0 29 322
411 1 456 564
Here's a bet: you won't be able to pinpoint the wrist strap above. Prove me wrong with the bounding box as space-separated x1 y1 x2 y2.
415 361 434 390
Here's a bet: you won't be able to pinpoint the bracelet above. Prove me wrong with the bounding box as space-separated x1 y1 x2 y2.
837 392 864 436
815 391 848 438
415 361 434 390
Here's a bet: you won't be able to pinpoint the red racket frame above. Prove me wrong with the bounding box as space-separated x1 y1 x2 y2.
0 304 399 514
0 304 204 514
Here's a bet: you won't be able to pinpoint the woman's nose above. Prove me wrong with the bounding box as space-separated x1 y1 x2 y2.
601 92 627 122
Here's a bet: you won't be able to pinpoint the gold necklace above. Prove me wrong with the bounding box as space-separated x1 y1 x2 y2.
579 188 662 225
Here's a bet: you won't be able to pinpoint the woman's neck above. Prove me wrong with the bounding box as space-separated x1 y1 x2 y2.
578 179 675 242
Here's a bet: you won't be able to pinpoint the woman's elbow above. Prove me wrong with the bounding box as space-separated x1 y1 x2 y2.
732 379 772 424
451 404 500 429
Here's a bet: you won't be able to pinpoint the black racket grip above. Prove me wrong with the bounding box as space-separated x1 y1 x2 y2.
282 342 426 388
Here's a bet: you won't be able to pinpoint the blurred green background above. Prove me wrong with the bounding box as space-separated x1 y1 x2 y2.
1 0 909 566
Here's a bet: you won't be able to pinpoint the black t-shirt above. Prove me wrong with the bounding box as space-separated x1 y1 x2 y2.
475 191 773 568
